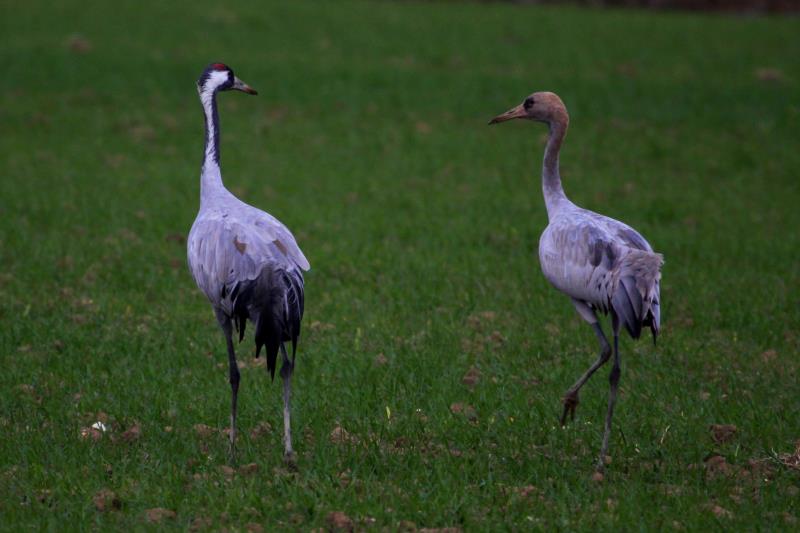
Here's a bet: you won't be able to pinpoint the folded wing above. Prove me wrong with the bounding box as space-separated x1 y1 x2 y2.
539 215 662 342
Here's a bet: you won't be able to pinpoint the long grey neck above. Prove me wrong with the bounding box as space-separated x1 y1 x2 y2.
199 86 227 205
542 120 569 219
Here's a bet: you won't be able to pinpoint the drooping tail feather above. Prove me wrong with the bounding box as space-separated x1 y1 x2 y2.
644 279 661 344
611 249 663 342
231 267 305 380
612 276 643 339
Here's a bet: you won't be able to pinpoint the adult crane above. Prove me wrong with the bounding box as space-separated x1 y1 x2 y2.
490 92 663 470
187 63 310 463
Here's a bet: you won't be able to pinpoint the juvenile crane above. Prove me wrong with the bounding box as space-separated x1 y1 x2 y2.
489 92 662 470
187 63 310 463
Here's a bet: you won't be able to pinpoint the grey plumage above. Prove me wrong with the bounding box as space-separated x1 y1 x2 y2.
187 63 309 463
490 91 663 470
188 209 308 378
538 211 662 341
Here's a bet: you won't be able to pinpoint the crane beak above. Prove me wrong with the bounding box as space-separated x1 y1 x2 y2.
488 104 526 125
232 77 258 95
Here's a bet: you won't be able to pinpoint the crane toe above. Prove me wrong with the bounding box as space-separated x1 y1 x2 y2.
560 391 580 426
284 451 298 472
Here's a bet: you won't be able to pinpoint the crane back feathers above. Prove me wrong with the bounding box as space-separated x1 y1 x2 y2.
188 208 309 379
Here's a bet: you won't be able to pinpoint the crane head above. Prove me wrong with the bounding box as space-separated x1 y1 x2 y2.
488 91 568 127
197 63 258 96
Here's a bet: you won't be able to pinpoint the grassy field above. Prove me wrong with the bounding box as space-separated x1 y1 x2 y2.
2 0 799 530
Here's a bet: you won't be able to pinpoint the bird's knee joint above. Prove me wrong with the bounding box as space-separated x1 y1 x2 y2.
280 362 293 379
601 345 612 360
609 365 620 385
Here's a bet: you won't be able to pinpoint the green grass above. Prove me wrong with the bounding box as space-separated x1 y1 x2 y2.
2 0 799 530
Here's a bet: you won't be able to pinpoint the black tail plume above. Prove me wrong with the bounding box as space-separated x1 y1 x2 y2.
233 267 305 381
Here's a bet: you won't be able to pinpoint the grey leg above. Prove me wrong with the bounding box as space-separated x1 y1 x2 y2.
560 322 612 426
597 313 621 471
216 311 240 464
279 344 296 465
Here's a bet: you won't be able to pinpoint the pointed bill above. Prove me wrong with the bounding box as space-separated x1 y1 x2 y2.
232 76 258 95
488 103 526 125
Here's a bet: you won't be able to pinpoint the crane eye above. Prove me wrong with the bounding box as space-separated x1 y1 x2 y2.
524 97 535 109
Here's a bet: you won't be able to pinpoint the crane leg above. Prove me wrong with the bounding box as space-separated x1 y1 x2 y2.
597 314 621 471
279 344 296 469
217 311 240 465
560 322 612 426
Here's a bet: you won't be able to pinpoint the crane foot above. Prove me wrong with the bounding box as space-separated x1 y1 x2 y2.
560 392 580 426
284 451 298 472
